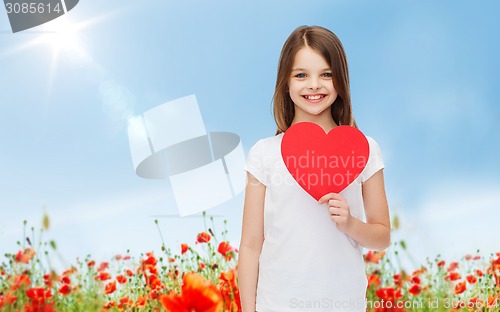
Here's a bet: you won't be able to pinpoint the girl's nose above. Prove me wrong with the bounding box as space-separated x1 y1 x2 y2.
308 78 321 90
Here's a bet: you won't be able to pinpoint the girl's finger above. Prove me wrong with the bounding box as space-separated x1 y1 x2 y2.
328 199 344 208
318 192 341 203
329 207 343 216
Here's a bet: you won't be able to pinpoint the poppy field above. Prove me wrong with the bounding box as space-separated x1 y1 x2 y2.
1 214 499 311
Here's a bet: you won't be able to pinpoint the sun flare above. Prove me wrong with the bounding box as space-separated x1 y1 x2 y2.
32 16 90 62
0 12 115 96
43 19 84 56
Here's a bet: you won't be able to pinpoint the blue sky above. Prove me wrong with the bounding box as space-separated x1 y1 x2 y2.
1 0 499 270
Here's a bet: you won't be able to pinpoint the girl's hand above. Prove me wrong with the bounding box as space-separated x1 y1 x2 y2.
318 193 353 233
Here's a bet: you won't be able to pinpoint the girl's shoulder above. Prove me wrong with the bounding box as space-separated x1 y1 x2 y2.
250 133 284 149
365 135 378 146
364 135 383 154
246 133 284 162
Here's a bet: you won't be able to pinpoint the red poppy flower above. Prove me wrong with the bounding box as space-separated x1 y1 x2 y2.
60 275 70 285
393 274 403 288
375 287 402 301
437 260 445 268
87 260 96 267
454 281 466 294
104 281 117 295
367 274 381 288
135 296 146 308
149 289 159 300
11 274 31 290
197 232 211 243
143 252 157 266
98 262 109 272
219 270 237 285
142 252 158 275
146 274 164 290
374 287 404 312
493 254 500 266
218 242 235 261
24 302 55 312
15 248 36 264
488 295 498 307
469 297 483 307
218 269 241 311
365 250 385 264
410 275 420 284
43 272 59 288
116 275 127 284
118 297 133 309
447 261 459 272
181 243 189 255
466 274 477 284
464 254 481 261
408 284 421 295
0 291 17 306
26 287 52 302
199 261 206 270
446 271 461 281
159 272 222 312
59 284 71 296
95 271 111 281
492 255 500 287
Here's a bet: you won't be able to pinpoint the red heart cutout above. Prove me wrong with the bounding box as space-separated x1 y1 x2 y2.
281 122 370 200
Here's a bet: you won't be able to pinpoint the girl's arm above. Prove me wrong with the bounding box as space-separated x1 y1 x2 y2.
319 169 391 250
238 173 265 312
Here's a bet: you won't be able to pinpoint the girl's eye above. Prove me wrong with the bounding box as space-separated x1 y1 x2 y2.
322 73 333 78
295 73 306 79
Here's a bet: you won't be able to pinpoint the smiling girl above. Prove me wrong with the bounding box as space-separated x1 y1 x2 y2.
238 26 390 312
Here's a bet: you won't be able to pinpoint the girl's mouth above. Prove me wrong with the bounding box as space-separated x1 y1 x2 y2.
302 94 326 100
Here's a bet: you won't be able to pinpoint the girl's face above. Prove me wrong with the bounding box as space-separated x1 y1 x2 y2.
288 46 338 124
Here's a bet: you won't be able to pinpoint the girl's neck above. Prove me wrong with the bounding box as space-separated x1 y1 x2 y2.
291 115 337 133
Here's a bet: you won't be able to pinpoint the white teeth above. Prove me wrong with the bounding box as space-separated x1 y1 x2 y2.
304 95 323 100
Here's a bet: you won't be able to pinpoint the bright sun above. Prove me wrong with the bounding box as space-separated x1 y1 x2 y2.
1 15 86 58
1 9 119 94
40 17 86 58
1 6 121 61
1 14 103 93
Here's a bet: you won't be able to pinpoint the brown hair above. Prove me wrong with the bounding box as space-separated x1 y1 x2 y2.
273 25 356 134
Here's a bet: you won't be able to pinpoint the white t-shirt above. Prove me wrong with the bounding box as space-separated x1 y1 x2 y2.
244 132 384 312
